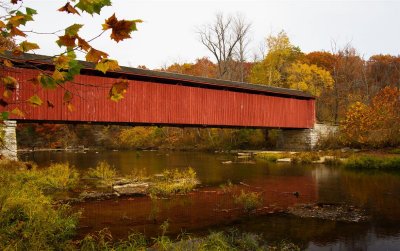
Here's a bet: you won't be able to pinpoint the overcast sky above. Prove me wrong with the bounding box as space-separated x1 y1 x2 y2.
20 0 400 69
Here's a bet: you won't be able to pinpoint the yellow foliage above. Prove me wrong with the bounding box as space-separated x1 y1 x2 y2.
287 62 334 96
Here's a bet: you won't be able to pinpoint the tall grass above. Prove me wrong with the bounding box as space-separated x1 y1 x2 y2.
148 167 199 198
86 161 117 186
0 164 79 250
344 156 400 169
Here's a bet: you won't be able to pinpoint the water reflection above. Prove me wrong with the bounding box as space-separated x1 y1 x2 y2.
21 150 400 250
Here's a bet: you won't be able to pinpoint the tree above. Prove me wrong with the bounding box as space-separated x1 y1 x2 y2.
0 0 142 119
249 30 302 87
287 62 334 96
342 87 400 147
197 12 251 80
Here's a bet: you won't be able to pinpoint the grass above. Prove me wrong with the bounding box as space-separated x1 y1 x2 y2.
344 155 400 169
0 163 79 250
389 148 400 154
78 226 300 251
86 161 117 187
148 167 199 198
255 152 287 162
0 160 79 192
291 152 321 164
234 190 263 213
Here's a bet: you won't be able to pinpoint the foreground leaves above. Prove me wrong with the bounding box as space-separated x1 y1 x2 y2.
109 80 128 101
103 14 142 42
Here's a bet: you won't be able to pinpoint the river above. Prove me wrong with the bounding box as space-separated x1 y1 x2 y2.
20 150 400 250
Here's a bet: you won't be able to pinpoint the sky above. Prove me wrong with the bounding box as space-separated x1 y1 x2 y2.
17 0 400 69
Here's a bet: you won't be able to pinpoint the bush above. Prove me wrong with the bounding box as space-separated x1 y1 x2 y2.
148 167 199 198
234 190 263 213
86 161 117 186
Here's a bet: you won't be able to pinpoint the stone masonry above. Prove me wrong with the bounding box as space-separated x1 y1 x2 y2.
0 120 17 160
277 123 338 151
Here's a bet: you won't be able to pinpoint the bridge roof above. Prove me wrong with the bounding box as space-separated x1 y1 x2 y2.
3 52 315 99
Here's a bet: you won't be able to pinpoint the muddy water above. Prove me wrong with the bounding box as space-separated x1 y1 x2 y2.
21 151 400 250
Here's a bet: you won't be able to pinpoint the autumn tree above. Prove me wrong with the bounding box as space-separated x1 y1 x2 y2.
287 62 334 96
0 0 142 119
342 87 400 147
197 12 251 81
249 30 303 87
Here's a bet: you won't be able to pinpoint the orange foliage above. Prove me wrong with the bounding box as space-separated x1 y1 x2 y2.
342 87 400 147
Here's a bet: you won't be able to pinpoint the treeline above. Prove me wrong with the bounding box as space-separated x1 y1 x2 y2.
17 124 270 150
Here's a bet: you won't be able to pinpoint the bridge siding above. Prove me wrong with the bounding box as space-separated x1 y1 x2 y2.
3 68 315 128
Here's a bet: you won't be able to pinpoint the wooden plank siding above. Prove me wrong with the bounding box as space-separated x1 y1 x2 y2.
2 67 315 128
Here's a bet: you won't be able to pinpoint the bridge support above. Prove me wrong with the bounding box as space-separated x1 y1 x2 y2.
277 124 338 150
1 120 17 160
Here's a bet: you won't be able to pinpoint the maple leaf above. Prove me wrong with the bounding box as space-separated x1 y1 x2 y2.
19 41 40 52
77 37 91 51
10 26 26 37
58 2 80 15
0 21 6 29
86 48 108 63
65 24 83 36
75 0 111 15
63 91 73 103
109 80 128 102
54 55 71 70
57 35 77 47
11 107 24 118
95 58 120 74
11 0 22 4
28 95 43 107
103 14 142 42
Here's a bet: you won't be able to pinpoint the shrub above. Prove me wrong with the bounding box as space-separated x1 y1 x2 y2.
86 161 117 186
234 190 263 213
148 167 199 198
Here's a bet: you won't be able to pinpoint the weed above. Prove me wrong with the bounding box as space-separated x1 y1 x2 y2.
86 161 117 186
148 167 199 198
291 152 321 164
234 190 263 213
255 152 286 162
220 180 235 193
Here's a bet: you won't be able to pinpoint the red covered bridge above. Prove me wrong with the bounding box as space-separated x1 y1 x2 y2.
1 53 315 129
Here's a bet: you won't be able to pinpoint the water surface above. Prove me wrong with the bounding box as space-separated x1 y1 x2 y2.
20 150 400 250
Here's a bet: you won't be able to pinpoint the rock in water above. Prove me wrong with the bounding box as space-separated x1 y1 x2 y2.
113 182 149 196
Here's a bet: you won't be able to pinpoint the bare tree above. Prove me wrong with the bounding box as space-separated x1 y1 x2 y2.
197 13 251 80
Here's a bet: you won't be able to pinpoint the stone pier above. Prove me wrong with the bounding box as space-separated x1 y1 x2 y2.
277 123 338 151
0 120 17 160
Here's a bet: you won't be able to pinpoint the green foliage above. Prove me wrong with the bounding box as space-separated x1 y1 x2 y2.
344 156 400 169
234 190 263 213
0 160 79 192
0 165 79 250
256 152 287 162
148 168 199 198
86 161 117 186
75 0 112 15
